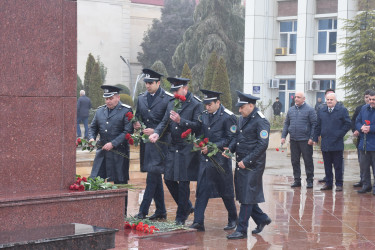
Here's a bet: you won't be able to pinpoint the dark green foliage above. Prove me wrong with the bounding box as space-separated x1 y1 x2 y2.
211 57 232 110
172 0 244 109
180 63 195 93
151 60 171 91
137 0 195 77
90 62 104 109
339 8 375 111
115 84 131 95
77 75 83 99
83 53 96 97
120 93 134 107
203 51 218 91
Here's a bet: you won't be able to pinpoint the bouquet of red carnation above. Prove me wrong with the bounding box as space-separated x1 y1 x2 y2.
69 175 119 191
125 112 149 146
124 221 159 234
173 94 186 112
364 120 371 153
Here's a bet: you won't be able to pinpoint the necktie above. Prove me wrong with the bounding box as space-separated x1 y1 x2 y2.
328 108 332 113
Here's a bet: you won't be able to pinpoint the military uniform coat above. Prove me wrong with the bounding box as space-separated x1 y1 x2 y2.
89 102 133 184
136 88 173 174
229 107 270 204
197 105 237 199
154 92 203 181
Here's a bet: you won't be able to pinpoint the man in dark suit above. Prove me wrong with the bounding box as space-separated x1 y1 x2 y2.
77 90 92 139
272 97 282 116
351 89 371 188
149 77 203 225
314 93 351 191
189 89 237 232
89 85 133 184
225 91 271 239
134 69 173 220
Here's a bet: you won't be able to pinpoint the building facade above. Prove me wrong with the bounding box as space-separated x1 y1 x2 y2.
244 0 358 116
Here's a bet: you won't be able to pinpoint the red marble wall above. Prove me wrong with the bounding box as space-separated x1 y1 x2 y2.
0 0 77 195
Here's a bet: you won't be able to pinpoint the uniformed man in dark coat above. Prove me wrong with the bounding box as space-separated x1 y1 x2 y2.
225 91 271 240
89 85 133 184
189 89 238 232
134 69 173 220
149 77 203 225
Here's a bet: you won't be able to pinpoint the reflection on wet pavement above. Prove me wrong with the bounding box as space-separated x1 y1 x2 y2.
114 150 375 249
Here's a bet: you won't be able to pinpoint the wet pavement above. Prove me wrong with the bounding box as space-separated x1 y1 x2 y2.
78 148 375 249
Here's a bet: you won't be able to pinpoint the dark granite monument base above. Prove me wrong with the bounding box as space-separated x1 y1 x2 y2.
0 223 117 250
0 189 127 232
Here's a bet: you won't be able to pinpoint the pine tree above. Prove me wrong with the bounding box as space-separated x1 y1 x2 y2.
77 75 83 99
211 57 232 110
203 51 218 91
339 7 375 111
151 60 170 91
180 63 195 93
83 53 96 97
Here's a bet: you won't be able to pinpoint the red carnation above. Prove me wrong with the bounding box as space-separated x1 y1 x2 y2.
203 138 209 144
78 185 85 191
282 150 284 152
77 138 82 144
124 222 132 229
180 95 186 102
125 133 131 140
181 132 187 139
82 177 87 182
174 94 180 99
150 228 154 234
128 138 134 145
131 224 137 230
144 228 149 233
185 129 192 135
199 141 205 148
276 148 279 151
73 184 79 190
365 120 371 125
69 185 74 190
76 178 82 184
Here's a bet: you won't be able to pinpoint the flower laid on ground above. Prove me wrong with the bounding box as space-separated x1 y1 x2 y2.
69 175 135 191
317 160 324 164
76 138 97 152
125 217 188 233
276 148 279 151
173 94 186 112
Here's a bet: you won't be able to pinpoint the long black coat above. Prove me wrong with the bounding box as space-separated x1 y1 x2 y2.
154 92 203 181
136 88 173 174
197 105 237 199
229 107 270 204
89 102 133 184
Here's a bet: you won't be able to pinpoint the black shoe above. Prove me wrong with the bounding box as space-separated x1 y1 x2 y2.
353 182 362 188
175 220 185 226
148 213 167 220
306 182 313 189
224 220 237 230
227 231 247 239
358 186 372 193
291 182 301 188
318 178 326 183
252 217 271 234
135 213 146 219
336 186 343 192
320 184 333 190
189 222 205 231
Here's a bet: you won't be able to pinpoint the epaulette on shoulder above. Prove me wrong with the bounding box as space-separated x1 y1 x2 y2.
194 95 202 102
224 108 234 116
203 110 208 114
97 104 106 109
121 103 131 109
138 92 145 96
257 111 265 118
164 91 174 97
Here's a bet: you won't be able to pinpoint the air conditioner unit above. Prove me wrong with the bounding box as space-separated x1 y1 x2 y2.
307 80 320 91
269 79 280 88
275 47 287 56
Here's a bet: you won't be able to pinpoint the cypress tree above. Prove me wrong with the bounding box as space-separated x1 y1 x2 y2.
90 62 104 108
77 75 83 99
211 57 232 110
83 53 96 97
203 51 218 91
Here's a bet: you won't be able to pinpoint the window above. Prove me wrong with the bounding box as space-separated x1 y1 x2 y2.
278 79 296 112
318 19 337 54
280 21 297 55
317 80 335 102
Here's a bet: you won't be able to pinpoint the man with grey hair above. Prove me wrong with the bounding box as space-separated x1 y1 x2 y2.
77 89 92 139
281 92 317 188
314 93 351 191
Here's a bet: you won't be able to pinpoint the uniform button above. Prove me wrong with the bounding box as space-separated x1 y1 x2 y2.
175 127 178 129
186 123 188 125
147 119 149 122
240 130 242 132
148 109 151 112
105 130 107 132
176 150 178 153
237 142 239 145
206 159 208 162
208 127 210 130
106 122 109 124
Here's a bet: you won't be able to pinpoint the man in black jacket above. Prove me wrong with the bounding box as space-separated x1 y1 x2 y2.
77 90 92 139
225 91 271 239
149 77 203 225
134 69 173 220
272 97 282 116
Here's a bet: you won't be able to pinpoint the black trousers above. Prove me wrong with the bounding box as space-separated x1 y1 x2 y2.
360 150 375 189
236 204 268 234
322 151 343 187
139 172 166 216
290 140 314 183
164 180 193 222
